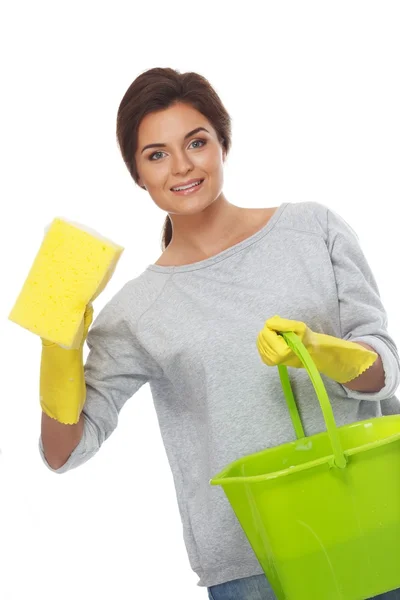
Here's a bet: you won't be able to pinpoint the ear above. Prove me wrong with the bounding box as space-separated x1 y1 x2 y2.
137 176 146 190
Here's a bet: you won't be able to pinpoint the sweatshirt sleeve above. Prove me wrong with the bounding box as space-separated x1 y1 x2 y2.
38 294 162 474
326 207 400 402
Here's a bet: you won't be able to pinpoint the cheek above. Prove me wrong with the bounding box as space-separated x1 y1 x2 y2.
140 163 168 188
198 148 224 173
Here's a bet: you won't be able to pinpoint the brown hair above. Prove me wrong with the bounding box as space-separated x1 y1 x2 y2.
116 67 232 250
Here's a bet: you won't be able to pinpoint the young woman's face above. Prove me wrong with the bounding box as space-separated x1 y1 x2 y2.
135 102 226 216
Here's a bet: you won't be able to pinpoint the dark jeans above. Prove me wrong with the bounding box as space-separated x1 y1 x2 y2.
207 574 400 600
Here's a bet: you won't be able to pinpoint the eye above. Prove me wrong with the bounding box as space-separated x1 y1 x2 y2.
189 138 207 149
149 150 166 161
148 138 207 161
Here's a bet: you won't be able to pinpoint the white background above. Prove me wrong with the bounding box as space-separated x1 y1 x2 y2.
1 1 399 598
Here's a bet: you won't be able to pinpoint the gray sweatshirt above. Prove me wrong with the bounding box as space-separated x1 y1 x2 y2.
39 201 400 588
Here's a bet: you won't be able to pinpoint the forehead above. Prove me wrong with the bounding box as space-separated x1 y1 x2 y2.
137 103 213 143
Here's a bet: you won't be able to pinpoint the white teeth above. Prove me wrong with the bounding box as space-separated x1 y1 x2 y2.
172 180 202 191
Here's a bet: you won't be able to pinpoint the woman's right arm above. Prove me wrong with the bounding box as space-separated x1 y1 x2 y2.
41 412 85 470
38 291 162 474
39 305 93 469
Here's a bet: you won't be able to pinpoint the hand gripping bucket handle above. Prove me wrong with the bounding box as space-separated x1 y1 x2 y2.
278 331 347 469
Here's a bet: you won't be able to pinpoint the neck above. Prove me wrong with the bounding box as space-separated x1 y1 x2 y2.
168 194 247 257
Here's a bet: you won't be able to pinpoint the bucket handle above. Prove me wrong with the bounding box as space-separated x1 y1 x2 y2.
277 331 347 469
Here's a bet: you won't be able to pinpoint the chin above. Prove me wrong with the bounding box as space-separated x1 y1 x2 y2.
173 196 218 216
160 189 218 215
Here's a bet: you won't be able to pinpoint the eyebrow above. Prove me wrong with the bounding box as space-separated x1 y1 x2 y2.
141 127 210 154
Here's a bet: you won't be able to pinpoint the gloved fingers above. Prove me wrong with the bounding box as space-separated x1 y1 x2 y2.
256 326 293 365
266 315 307 336
83 303 94 334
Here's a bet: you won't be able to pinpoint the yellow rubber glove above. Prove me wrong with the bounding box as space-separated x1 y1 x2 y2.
256 315 378 384
40 304 93 424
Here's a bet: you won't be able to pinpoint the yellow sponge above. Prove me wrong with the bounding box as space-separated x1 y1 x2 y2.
9 218 124 348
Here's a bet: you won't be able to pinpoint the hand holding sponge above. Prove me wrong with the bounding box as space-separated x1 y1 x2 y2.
9 218 124 423
40 304 94 424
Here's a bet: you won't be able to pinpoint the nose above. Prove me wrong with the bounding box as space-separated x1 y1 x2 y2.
171 150 194 176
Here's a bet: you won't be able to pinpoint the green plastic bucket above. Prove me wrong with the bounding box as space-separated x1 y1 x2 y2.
210 332 400 600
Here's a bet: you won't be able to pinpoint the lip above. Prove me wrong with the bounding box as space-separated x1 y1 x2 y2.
170 179 205 196
170 178 204 191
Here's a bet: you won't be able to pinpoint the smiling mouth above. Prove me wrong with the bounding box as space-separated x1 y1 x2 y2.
171 179 204 191
170 179 205 195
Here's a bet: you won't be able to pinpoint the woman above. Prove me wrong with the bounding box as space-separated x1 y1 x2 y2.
39 68 400 599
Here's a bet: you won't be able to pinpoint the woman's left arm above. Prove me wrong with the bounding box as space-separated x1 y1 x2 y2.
346 342 385 393
325 206 400 400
